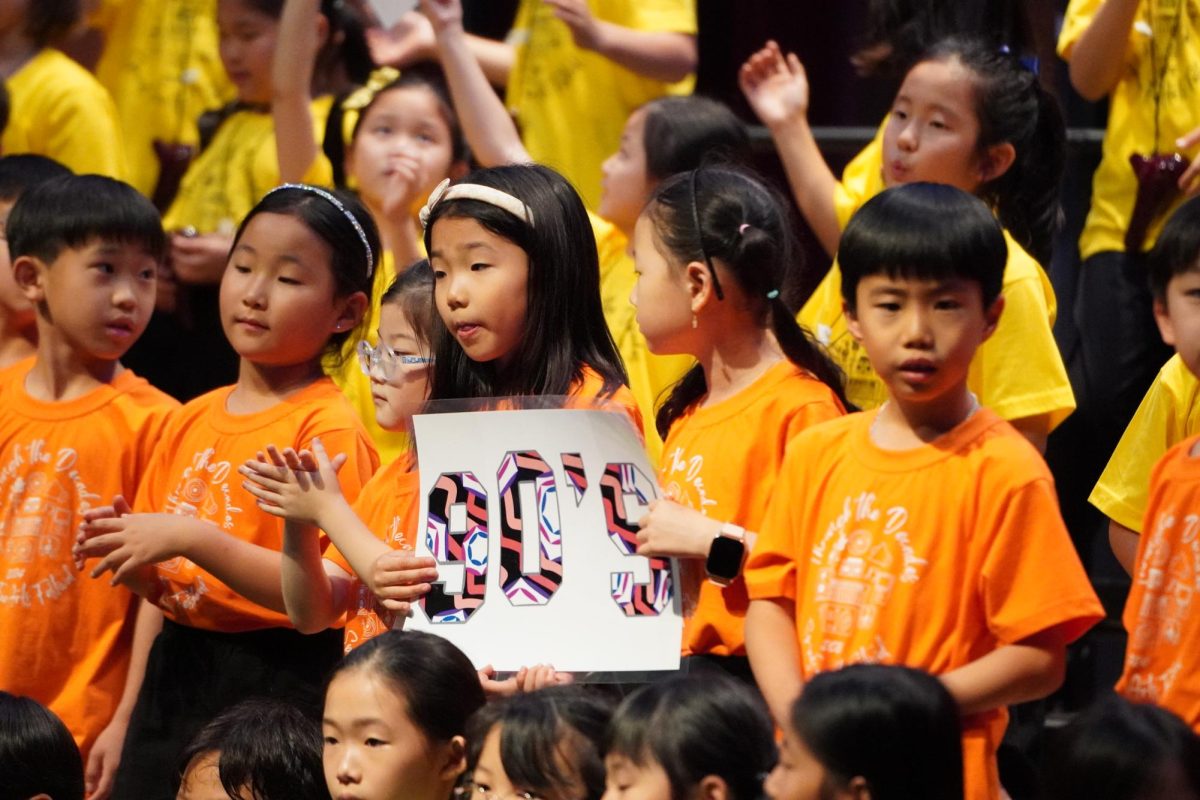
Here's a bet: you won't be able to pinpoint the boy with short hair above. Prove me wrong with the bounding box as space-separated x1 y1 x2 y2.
0 173 177 796
744 183 1103 800
1115 195 1200 732
0 154 71 376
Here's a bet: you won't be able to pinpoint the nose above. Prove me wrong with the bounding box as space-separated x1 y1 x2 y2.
896 119 917 152
901 306 933 348
629 279 638 309
443 271 468 311
336 749 361 784
241 273 269 309
600 152 616 181
112 275 137 310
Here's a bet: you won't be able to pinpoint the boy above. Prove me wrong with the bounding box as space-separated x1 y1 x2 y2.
0 155 71 376
1115 195 1200 731
743 184 1103 800
0 174 177 797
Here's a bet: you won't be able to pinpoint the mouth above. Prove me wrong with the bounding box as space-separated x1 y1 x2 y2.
897 358 936 383
454 322 482 342
233 316 269 332
105 319 136 339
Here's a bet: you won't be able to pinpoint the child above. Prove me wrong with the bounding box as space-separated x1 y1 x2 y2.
1041 696 1200 800
740 36 1071 451
0 1 125 180
241 165 639 656
74 184 380 798
630 166 846 679
134 0 371 401
1113 191 1200 730
322 629 486 800
0 154 71 376
743 184 1104 800
0 174 175 800
0 692 86 800
174 698 326 800
463 686 612 800
768 664 964 800
603 675 776 800
1089 196 1200 575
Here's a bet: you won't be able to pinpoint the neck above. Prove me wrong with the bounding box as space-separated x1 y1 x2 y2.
25 328 120 402
228 358 325 413
369 197 422 269
873 382 979 449
695 320 783 407
0 29 37 78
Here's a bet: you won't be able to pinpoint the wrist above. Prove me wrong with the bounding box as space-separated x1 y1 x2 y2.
766 111 810 137
586 19 615 56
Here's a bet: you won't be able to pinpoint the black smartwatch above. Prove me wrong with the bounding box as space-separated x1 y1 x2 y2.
705 523 746 587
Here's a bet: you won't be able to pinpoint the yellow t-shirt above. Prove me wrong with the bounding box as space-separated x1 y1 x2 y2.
162 96 335 234
801 132 1075 428
591 212 692 461
506 0 696 209
90 0 234 197
1090 354 1200 531
1 48 127 180
1059 0 1200 257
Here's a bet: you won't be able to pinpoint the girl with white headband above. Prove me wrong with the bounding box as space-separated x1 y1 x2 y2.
75 184 382 796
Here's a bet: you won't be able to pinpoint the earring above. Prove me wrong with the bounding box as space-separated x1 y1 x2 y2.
691 313 698 329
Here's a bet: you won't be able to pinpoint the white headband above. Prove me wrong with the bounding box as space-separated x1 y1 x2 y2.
265 183 375 278
418 178 535 229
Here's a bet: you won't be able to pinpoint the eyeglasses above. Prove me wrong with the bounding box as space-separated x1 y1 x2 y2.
356 339 433 381
454 780 547 800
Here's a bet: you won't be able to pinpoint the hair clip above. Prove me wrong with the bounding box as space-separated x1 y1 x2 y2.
418 178 535 229
766 289 780 299
342 66 402 112
738 223 750 235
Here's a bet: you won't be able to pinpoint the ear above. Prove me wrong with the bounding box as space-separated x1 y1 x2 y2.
685 260 715 314
846 775 872 800
1153 295 1177 347
843 299 864 343
981 294 1005 341
13 254 46 303
314 10 332 48
334 290 369 333
438 734 468 782
696 774 730 800
448 159 470 181
978 141 1016 184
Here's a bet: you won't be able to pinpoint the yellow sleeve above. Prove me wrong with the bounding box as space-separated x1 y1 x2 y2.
252 95 335 197
1090 355 1200 532
626 0 697 35
1058 0 1141 69
834 121 886 230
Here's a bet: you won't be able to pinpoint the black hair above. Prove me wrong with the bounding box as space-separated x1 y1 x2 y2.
24 0 82 47
791 665 964 800
648 166 849 437
1147 195 1200 301
0 692 85 800
917 35 1065 267
6 174 166 265
173 698 325 800
331 630 486 744
0 82 10 143
326 61 468 189
231 184 380 362
466 686 614 800
838 182 1007 311
382 259 438 350
0 155 72 204
1041 695 1200 800
641 96 752 181
238 0 373 85
606 676 776 800
422 164 628 400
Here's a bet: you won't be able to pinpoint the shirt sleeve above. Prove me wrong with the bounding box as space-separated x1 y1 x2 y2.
628 0 697 35
743 442 806 602
834 124 886 230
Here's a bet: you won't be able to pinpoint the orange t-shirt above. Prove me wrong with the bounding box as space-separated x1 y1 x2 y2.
568 366 644 436
0 355 34 389
745 408 1103 800
1117 434 1200 731
134 378 379 632
0 368 177 758
659 360 844 657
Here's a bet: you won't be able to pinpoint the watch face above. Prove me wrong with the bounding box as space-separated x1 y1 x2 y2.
706 534 745 581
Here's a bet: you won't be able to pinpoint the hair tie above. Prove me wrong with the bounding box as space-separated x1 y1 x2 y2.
419 177 535 229
766 289 780 300
265 183 375 278
738 223 750 235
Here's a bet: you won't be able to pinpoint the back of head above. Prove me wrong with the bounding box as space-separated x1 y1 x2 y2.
1041 696 1200 800
606 675 776 800
6 174 166 265
791 665 964 800
1147 195 1200 301
334 630 486 743
242 0 373 84
641 96 752 180
920 35 1064 267
838 182 1007 311
0 155 71 204
0 691 85 800
24 0 82 48
422 163 626 399
466 686 614 800
174 698 325 800
382 258 438 351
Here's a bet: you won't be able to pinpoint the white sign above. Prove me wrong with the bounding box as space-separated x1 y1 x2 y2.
405 408 682 673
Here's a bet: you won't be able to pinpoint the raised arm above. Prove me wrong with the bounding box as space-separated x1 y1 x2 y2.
739 41 840 255
273 0 323 182
367 10 515 85
542 0 696 83
1064 0 1140 101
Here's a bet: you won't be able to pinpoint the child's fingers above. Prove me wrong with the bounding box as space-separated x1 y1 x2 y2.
1177 126 1200 151
238 466 287 493
282 448 305 471
375 581 433 602
241 479 284 505
380 596 419 613
265 445 289 468
81 518 125 536
113 495 132 517
90 549 126 579
330 453 348 473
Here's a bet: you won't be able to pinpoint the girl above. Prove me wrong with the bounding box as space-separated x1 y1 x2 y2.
75 185 381 798
274 0 470 461
131 0 372 401
632 166 847 679
740 35 1072 451
463 686 613 800
767 665 964 800
603 675 776 800
322 629 486 800
423 0 748 458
